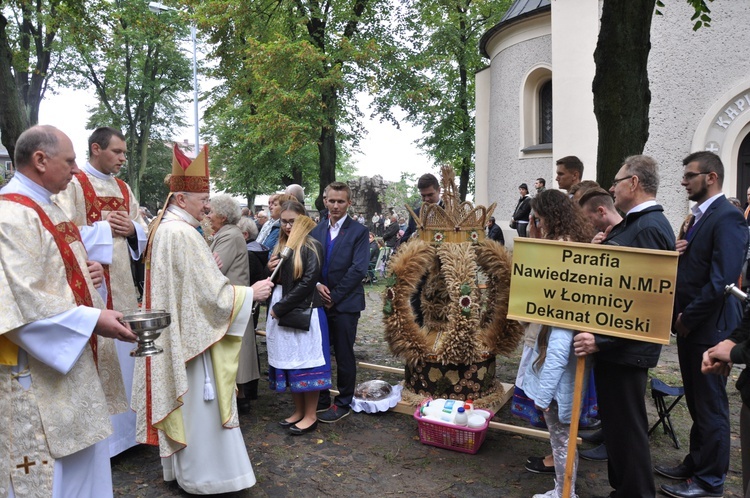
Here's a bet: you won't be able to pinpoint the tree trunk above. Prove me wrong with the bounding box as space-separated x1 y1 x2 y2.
0 14 29 164
593 0 656 184
245 192 256 211
316 86 337 211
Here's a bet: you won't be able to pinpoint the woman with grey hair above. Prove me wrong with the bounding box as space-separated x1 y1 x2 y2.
237 216 259 242
208 194 260 413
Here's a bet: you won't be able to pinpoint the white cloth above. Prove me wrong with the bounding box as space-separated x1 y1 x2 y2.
266 286 325 370
108 342 137 456
350 383 403 413
8 440 113 498
160 297 256 494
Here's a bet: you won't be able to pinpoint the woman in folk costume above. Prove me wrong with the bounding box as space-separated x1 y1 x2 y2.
207 194 261 414
266 200 332 435
132 144 273 494
523 189 594 498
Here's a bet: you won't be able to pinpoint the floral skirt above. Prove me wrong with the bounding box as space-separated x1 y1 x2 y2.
268 308 332 393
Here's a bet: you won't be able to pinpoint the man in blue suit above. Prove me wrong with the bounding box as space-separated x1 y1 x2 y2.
657 151 749 498
312 182 370 423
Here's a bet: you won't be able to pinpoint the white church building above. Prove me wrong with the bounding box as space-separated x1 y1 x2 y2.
475 0 750 233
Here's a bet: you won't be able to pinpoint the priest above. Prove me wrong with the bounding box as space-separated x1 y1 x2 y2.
54 126 148 457
132 144 273 494
0 125 136 497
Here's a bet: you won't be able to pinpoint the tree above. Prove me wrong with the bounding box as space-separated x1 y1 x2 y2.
63 0 192 201
593 0 714 183
0 0 86 161
373 0 511 201
124 141 172 213
379 172 419 218
188 0 394 210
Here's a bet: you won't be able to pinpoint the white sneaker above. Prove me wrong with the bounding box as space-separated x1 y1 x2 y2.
532 490 556 498
531 490 578 498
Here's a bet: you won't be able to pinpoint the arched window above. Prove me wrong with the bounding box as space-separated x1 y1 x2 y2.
520 65 552 154
538 80 552 144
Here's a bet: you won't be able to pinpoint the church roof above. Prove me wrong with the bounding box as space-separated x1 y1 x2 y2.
479 0 551 58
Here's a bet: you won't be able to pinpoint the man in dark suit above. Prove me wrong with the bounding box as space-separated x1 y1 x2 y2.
656 151 748 498
574 155 675 497
383 214 400 248
400 173 441 245
312 182 370 423
485 216 505 245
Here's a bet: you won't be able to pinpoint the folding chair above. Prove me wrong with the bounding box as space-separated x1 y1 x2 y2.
648 377 685 449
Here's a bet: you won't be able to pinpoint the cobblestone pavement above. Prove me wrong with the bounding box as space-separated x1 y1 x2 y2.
113 285 745 497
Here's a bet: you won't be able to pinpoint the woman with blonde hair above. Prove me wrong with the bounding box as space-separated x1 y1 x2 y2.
266 200 332 435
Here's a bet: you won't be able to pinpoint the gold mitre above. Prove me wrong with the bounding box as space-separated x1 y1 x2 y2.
170 143 209 193
405 166 496 245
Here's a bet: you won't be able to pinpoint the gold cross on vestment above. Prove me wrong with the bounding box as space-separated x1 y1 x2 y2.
16 456 35 474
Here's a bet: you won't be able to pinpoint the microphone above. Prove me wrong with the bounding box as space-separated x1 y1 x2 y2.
725 283 749 303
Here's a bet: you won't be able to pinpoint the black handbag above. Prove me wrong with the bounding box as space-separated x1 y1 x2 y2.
277 302 313 331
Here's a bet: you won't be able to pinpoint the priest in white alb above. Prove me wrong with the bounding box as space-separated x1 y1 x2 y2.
0 125 137 497
54 126 148 457
132 144 273 494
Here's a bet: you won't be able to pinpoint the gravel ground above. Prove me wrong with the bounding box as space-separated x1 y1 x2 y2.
112 283 746 497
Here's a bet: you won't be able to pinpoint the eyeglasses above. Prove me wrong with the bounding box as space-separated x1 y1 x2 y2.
682 172 709 182
281 219 296 227
611 175 634 188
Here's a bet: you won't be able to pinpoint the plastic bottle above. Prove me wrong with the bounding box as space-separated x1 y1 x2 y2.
464 400 474 415
473 409 492 420
467 414 486 428
454 406 468 426
420 402 443 420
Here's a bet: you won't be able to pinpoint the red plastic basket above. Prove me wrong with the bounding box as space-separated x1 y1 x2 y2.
413 408 490 454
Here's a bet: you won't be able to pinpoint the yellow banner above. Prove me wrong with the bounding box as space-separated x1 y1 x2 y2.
507 238 678 344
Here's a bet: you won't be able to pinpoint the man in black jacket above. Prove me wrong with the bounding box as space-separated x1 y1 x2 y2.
383 214 400 248
511 183 532 237
573 155 675 498
486 216 505 245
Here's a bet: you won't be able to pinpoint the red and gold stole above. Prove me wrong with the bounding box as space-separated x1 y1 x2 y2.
0 194 96 363
76 172 130 310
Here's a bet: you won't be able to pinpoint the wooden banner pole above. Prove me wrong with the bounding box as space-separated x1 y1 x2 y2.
563 355 586 498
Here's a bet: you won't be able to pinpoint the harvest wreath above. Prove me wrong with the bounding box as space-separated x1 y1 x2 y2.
382 168 523 408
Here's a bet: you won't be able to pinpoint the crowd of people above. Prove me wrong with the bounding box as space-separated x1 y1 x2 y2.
4 123 750 498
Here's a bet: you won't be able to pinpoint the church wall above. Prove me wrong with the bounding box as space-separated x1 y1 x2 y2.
646 1 750 229
486 34 552 234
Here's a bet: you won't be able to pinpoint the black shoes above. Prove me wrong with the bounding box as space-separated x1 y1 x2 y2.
279 417 303 428
660 479 723 498
289 421 318 435
318 406 351 423
524 457 555 474
654 463 692 480
237 398 251 414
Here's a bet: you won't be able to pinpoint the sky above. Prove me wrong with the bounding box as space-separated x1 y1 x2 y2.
39 87 435 185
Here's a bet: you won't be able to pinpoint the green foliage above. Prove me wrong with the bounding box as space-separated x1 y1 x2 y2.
371 0 512 201
655 0 714 30
61 0 193 201
124 141 172 213
379 172 419 218
0 0 89 159
185 0 393 207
